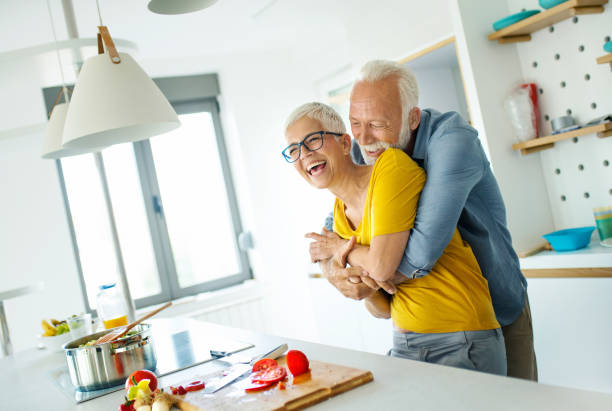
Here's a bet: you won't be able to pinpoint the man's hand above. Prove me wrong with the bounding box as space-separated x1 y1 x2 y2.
361 270 398 295
322 258 376 300
305 227 347 263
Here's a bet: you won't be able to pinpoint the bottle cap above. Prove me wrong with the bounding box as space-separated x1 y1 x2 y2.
99 283 116 290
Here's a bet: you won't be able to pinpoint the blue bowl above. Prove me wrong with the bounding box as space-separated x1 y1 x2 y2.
604 41 612 53
543 226 595 251
493 10 540 31
539 0 568 9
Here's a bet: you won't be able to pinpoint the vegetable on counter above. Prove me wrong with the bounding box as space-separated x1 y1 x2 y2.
125 369 158 393
252 358 278 372
286 350 310 376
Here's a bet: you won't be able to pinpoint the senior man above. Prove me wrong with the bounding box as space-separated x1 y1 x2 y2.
310 60 537 381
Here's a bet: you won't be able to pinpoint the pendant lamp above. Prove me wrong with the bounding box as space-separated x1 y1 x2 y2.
41 0 106 159
42 90 104 158
62 26 180 149
148 0 219 15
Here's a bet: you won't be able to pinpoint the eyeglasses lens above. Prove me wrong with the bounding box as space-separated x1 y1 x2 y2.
283 132 325 163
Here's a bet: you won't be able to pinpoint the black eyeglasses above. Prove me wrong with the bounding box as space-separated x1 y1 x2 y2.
282 131 343 163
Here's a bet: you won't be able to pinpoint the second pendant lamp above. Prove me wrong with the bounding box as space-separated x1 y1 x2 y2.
62 26 180 150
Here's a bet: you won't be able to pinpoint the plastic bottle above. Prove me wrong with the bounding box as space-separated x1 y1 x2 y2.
96 283 129 329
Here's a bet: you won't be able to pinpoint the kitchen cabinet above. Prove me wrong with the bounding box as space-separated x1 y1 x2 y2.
520 242 612 392
2 317 611 410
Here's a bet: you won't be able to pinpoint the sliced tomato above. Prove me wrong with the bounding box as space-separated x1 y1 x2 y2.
244 381 273 392
286 350 309 376
252 358 278 372
250 371 264 381
170 385 187 395
251 366 287 384
184 380 205 392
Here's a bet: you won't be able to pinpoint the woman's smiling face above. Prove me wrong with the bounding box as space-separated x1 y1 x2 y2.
285 116 347 189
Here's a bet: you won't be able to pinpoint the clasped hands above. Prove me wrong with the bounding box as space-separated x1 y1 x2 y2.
305 228 397 299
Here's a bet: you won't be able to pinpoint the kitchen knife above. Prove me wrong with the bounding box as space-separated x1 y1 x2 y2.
203 343 288 394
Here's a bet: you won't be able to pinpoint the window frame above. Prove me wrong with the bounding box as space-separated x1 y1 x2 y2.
44 74 252 312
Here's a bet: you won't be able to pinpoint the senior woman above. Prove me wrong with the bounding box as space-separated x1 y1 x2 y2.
283 102 506 375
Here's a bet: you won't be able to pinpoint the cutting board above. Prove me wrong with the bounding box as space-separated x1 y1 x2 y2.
172 357 373 411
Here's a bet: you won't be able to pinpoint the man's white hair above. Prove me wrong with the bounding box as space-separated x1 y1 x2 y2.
284 102 346 135
356 60 419 150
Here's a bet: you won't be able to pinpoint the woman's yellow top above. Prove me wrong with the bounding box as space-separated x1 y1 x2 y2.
333 149 500 333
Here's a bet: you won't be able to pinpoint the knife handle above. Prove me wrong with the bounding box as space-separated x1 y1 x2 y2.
250 343 288 365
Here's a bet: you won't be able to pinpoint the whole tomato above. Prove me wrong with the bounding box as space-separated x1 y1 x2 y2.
286 350 309 376
125 369 158 392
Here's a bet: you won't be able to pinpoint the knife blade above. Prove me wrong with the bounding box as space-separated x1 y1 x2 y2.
203 343 288 394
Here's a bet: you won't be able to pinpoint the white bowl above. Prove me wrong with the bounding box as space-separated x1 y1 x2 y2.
38 332 73 353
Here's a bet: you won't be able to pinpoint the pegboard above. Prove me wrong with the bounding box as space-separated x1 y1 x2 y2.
509 0 612 229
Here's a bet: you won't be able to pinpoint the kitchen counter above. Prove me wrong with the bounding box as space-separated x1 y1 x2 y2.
519 240 612 277
1 318 611 411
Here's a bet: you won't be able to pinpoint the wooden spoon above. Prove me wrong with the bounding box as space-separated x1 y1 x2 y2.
94 301 172 345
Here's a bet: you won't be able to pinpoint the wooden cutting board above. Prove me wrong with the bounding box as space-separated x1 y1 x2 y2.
172 357 373 411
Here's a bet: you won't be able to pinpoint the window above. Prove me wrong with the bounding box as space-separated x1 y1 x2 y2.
46 75 251 310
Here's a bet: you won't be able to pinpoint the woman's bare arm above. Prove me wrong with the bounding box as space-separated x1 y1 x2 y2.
346 231 410 282
364 290 391 319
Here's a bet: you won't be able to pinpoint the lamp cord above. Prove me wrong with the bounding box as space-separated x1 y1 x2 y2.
95 0 104 26
46 0 70 103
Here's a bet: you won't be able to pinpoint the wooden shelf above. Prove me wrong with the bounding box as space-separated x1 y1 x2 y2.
512 122 612 155
597 52 612 68
523 267 612 278
488 0 608 44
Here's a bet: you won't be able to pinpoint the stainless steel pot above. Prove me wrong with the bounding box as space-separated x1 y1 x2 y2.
63 323 157 392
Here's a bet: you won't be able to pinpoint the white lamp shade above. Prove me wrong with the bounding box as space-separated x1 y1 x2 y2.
41 102 106 159
148 0 219 15
62 52 180 149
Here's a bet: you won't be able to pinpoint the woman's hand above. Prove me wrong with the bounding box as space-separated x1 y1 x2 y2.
305 228 349 263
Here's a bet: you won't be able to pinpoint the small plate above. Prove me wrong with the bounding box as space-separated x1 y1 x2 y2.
493 10 541 31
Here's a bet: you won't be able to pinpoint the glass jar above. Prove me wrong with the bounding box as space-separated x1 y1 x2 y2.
96 283 129 329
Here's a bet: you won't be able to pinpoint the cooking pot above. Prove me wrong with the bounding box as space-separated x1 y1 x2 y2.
63 323 157 391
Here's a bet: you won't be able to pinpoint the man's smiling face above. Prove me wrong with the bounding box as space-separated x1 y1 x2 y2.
349 77 403 165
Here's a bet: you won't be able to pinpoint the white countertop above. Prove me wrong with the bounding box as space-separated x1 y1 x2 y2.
520 240 612 270
1 318 611 411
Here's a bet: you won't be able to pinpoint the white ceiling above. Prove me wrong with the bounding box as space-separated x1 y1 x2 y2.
0 0 349 62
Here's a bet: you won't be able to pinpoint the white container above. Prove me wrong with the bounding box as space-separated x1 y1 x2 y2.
96 283 129 330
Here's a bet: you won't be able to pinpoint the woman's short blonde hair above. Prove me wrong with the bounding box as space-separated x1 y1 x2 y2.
284 102 346 135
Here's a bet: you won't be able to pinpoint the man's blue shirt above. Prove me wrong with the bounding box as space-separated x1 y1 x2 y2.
328 109 526 326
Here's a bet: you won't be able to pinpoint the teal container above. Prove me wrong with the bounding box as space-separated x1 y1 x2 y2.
492 10 540 31
543 227 595 251
593 206 612 247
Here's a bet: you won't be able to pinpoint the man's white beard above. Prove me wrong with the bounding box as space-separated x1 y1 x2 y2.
358 128 411 165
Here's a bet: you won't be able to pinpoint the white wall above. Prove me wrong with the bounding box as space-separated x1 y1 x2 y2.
0 130 84 352
412 66 470 122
